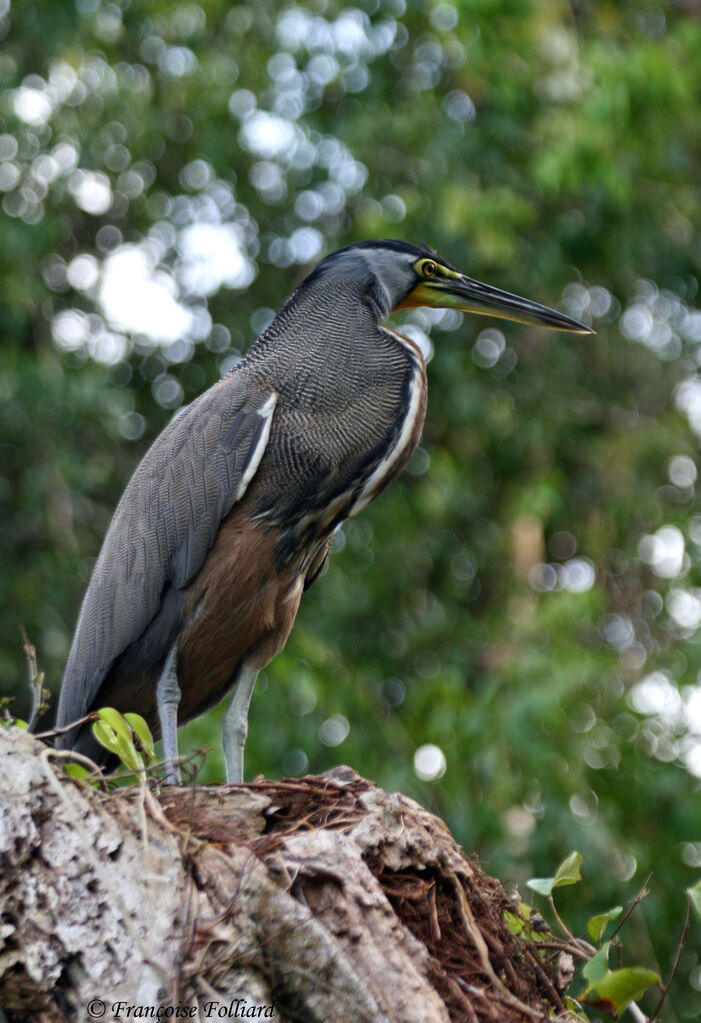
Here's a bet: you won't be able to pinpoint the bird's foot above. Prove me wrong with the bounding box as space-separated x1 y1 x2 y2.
163 758 182 785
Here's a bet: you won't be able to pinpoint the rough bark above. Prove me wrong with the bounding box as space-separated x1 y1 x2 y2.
0 728 575 1023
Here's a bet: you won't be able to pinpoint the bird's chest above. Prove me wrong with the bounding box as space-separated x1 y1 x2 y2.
250 330 427 555
346 333 427 516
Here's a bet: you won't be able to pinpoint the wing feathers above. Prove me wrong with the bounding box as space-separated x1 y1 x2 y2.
57 374 278 738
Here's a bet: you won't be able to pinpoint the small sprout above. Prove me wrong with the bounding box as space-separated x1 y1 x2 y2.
527 850 582 897
22 626 48 732
92 707 157 780
2 716 28 730
123 712 156 759
1 695 29 731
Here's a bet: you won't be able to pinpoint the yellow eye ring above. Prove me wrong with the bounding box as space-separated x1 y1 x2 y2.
422 260 437 278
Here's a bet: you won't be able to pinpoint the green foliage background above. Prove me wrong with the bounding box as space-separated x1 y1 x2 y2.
1 0 700 1015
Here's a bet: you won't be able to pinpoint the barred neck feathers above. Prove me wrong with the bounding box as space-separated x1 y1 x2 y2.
241 240 435 368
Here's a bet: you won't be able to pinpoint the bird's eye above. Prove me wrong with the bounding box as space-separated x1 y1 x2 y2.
422 260 437 278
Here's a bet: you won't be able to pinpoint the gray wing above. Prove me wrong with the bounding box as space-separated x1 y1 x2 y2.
56 372 277 738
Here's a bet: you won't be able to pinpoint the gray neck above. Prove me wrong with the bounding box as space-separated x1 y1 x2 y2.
240 272 390 393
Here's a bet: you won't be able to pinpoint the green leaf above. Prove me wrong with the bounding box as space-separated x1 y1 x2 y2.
587 906 623 943
63 763 95 782
563 995 589 1022
526 876 556 897
503 910 525 936
687 880 701 921
120 743 145 773
580 967 661 1014
92 718 122 756
582 942 609 983
95 707 132 743
92 719 144 773
124 713 156 759
527 851 582 897
92 708 151 775
552 851 583 889
2 718 28 731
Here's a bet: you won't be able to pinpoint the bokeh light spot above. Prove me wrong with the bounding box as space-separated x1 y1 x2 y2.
413 743 446 781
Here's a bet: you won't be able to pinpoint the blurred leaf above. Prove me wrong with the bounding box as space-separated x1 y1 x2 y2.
527 876 557 898
4 718 29 731
582 942 610 984
553 851 583 889
527 851 582 896
587 906 623 943
63 763 94 782
503 910 525 936
580 966 661 1015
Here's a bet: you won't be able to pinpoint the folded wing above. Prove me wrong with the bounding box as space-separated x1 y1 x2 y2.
56 373 277 744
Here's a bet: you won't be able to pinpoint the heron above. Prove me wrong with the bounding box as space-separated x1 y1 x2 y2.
56 240 592 783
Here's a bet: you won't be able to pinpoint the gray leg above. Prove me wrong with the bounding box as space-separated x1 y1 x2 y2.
156 641 182 785
222 667 259 783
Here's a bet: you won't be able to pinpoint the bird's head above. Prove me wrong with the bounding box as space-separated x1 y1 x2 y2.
310 239 593 334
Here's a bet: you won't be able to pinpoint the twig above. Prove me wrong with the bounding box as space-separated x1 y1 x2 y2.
523 946 566 1014
647 894 692 1022
41 746 110 790
608 872 653 942
142 784 187 836
34 710 99 740
21 627 45 733
547 893 595 956
533 940 591 961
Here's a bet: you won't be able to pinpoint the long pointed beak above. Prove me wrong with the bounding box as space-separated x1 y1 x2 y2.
400 275 594 334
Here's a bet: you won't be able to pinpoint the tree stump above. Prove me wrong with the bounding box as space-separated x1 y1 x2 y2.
0 728 574 1022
